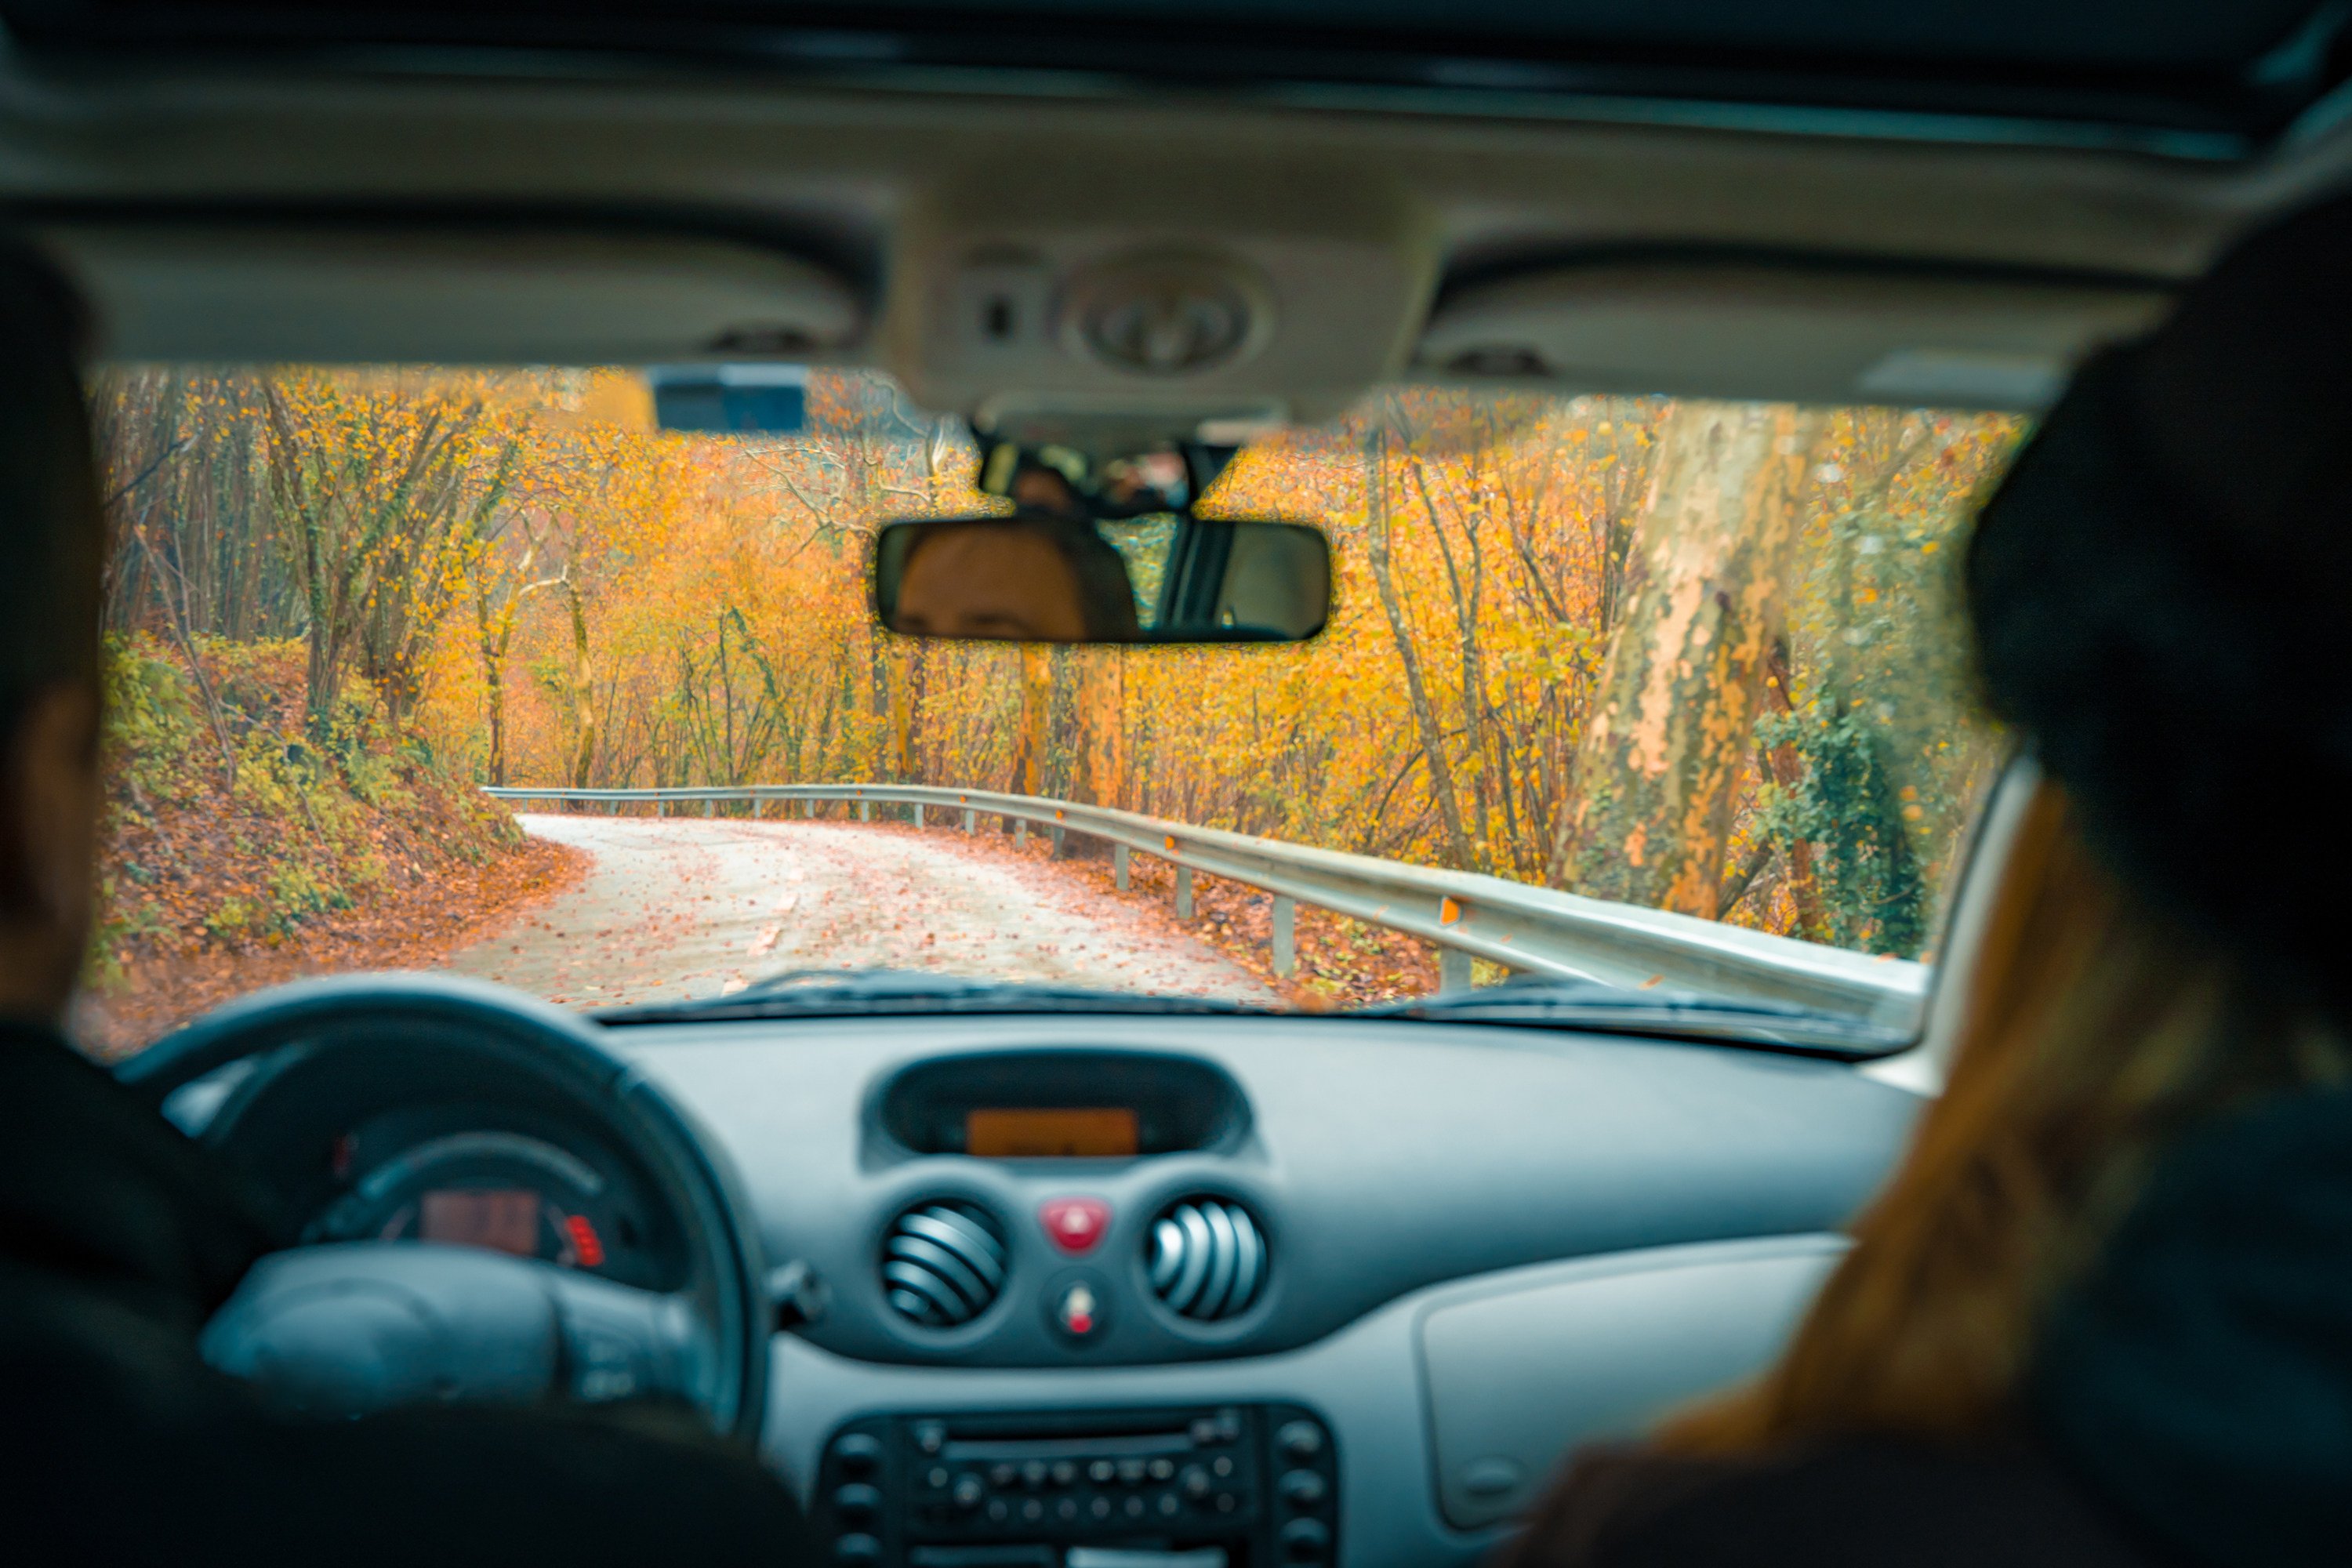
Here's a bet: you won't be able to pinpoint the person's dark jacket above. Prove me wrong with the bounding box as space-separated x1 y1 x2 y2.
1499 1083 2352 1568
0 1020 818 1563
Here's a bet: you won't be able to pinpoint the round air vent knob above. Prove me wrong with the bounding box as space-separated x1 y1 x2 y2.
881 1200 1007 1328
1145 1196 1267 1321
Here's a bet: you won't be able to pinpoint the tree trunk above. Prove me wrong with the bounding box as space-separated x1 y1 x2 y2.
1365 425 1476 868
1010 644 1052 797
1758 637 1827 936
564 578 598 789
1560 401 1824 917
1072 648 1125 809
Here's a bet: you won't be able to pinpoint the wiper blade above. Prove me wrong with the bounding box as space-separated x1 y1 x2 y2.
595 967 1276 1025
1353 978 1904 1054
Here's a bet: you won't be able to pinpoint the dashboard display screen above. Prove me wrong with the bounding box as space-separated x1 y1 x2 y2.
966 1108 1138 1158
421 1187 541 1256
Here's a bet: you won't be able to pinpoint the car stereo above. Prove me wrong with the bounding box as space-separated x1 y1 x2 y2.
815 1404 1338 1568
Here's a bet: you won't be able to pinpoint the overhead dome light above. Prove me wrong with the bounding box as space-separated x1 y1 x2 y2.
1063 253 1275 377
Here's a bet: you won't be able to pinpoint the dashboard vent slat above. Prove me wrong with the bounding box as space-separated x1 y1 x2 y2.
882 1200 1007 1329
1146 1197 1267 1322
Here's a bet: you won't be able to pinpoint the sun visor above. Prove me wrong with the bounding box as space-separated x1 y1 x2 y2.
1417 260 2170 410
38 220 865 366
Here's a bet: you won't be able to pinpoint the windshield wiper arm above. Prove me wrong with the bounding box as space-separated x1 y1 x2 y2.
1352 978 1905 1054
596 967 1275 1025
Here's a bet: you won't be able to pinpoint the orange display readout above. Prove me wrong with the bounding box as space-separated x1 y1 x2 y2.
966 1108 1139 1158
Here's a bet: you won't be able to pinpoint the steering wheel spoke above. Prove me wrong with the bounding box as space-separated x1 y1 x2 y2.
132 975 771 1442
542 1267 705 1406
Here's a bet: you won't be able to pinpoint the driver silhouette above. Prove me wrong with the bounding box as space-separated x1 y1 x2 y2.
0 245 821 1559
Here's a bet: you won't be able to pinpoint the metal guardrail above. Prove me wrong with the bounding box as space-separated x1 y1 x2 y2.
481 782 1926 1019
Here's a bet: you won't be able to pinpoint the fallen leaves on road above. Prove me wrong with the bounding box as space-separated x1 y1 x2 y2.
79 835 588 1060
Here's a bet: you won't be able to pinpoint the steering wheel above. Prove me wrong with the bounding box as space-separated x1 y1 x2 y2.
121 975 771 1443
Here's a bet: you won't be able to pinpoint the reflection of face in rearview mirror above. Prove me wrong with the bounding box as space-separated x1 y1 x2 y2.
874 516 1329 645
884 517 1140 642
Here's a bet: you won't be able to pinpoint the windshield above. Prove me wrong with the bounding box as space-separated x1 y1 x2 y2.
82 368 2016 1056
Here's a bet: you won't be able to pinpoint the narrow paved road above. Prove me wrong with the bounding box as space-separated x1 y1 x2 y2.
441 815 1278 1008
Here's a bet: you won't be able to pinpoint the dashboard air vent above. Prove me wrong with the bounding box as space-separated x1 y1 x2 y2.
881 1200 1007 1329
1147 1197 1266 1322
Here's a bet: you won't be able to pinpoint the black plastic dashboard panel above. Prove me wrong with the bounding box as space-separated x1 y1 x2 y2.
811 1402 1338 1568
616 1014 1917 1368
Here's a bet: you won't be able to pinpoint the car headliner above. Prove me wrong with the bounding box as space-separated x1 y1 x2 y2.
8 0 2346 149
4 1 2349 414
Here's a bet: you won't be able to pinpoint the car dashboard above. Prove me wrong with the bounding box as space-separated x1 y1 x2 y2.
180 1012 1918 1568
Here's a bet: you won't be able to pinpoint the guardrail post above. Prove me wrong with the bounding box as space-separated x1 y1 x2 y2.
1051 825 1065 854
804 798 815 818
964 808 976 833
1272 895 1296 977
1114 844 1130 891
1015 818 1027 848
913 804 925 828
859 800 871 822
1437 947 1473 993
657 798 668 818
1175 866 1193 919
606 800 618 815
703 798 714 818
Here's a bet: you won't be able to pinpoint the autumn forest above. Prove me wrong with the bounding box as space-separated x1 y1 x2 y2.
89 365 2017 1036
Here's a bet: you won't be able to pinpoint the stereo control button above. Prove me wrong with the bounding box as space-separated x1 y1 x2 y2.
1148 1457 1176 1482
1021 1461 1049 1489
1282 1519 1332 1561
834 1483 882 1525
835 1433 883 1476
1088 1460 1116 1484
1276 1421 1325 1461
1181 1465 1212 1500
1279 1469 1328 1507
837 1534 881 1566
1116 1458 1147 1485
1051 1460 1078 1487
915 1421 948 1456
953 1474 986 1511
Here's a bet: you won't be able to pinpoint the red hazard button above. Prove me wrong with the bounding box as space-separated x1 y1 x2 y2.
1040 1197 1111 1254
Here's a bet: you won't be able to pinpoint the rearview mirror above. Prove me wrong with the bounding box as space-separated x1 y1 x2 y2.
874 514 1330 644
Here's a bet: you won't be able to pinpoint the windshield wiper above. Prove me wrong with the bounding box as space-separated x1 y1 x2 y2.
1351 978 1907 1056
595 968 1277 1025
